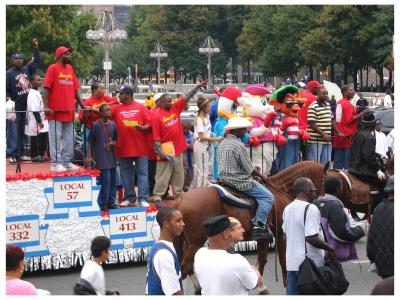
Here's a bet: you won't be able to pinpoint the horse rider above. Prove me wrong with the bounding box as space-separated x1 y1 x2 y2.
217 117 275 241
348 112 387 189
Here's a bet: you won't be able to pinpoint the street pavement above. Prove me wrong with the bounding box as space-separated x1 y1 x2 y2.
24 236 381 295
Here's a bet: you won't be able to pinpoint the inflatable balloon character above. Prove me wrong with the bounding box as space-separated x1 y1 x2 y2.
145 92 156 110
212 86 260 179
264 85 310 174
238 84 276 175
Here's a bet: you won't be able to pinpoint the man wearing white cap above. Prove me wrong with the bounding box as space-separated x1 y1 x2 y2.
217 117 275 241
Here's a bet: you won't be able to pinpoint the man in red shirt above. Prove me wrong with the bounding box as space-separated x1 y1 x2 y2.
152 80 208 206
78 82 117 154
333 84 369 169
43 46 86 172
111 85 152 207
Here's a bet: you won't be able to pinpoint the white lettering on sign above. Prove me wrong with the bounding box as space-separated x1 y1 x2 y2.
109 211 147 238
53 178 92 206
6 219 39 244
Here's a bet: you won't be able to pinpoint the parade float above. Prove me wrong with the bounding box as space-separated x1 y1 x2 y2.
6 170 160 272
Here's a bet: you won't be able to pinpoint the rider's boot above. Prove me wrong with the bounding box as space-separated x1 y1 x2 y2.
251 222 274 242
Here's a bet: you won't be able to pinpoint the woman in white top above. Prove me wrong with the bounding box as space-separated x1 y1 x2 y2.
191 97 224 187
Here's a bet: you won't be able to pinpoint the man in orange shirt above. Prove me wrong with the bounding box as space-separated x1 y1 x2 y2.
152 81 207 206
78 82 117 154
333 84 369 169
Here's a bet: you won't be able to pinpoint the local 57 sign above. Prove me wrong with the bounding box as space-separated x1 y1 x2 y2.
53 176 93 208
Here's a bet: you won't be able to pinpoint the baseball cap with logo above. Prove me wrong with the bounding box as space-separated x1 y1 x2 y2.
116 85 134 95
55 46 73 58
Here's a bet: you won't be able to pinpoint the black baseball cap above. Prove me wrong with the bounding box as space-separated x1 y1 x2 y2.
203 214 234 237
116 85 134 95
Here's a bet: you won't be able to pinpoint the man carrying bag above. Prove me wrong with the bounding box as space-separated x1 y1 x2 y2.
283 177 336 295
297 204 349 294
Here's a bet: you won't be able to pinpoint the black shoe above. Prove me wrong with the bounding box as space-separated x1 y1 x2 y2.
108 204 118 209
251 226 274 242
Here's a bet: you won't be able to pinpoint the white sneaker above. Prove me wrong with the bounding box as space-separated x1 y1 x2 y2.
20 156 31 161
51 164 67 172
118 200 131 207
64 163 80 171
140 200 150 207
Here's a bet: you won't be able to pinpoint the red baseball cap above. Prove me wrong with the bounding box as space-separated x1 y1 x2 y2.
306 80 322 90
55 46 73 58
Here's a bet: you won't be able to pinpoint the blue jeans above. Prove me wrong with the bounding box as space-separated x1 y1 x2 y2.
82 125 90 158
307 142 332 165
119 156 149 203
275 139 300 172
6 119 17 157
243 182 274 226
98 168 116 210
333 148 350 169
48 120 75 167
148 159 157 195
286 271 300 295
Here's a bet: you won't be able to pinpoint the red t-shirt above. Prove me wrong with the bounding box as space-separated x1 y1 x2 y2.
78 95 117 128
333 98 358 149
145 108 158 161
44 63 80 122
298 89 317 130
111 101 152 158
152 97 187 156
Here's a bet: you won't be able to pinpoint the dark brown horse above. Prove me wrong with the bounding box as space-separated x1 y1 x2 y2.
170 161 328 293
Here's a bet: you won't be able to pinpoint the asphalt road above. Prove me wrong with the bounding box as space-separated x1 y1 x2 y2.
24 236 381 295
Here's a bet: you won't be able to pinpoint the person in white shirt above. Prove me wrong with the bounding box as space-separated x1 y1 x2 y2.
194 214 260 295
191 97 224 187
25 74 49 162
386 128 394 154
374 120 388 158
6 98 17 163
372 94 382 107
383 89 393 108
282 177 335 295
146 207 185 295
77 236 118 295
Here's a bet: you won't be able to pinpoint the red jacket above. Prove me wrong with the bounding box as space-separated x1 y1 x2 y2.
333 98 358 149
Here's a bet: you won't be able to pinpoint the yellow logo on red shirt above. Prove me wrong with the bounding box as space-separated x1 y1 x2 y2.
162 113 176 123
58 72 73 80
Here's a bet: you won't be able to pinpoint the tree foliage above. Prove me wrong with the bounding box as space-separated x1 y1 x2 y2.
6 5 97 78
6 5 394 88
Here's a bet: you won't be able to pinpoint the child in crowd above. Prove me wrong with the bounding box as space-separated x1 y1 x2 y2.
86 104 118 215
6 97 17 163
182 120 194 191
25 74 49 162
74 236 119 295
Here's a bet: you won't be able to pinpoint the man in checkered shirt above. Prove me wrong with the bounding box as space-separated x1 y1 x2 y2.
217 117 275 241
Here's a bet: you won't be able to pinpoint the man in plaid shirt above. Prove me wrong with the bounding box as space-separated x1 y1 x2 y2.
217 117 275 241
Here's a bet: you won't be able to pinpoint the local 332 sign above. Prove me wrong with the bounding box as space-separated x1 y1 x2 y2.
6 215 40 247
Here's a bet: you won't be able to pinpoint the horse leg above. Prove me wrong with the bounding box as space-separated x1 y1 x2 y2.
256 240 270 295
276 229 287 287
189 274 201 295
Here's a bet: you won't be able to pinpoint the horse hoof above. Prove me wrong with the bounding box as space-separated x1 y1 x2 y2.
258 287 270 295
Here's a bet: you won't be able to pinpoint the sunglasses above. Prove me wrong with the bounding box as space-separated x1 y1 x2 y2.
285 101 304 108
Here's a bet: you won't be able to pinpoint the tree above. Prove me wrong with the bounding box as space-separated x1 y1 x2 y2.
6 5 97 78
238 6 316 80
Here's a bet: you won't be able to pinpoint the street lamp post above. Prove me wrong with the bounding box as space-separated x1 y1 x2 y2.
86 10 127 94
150 42 168 84
199 35 220 89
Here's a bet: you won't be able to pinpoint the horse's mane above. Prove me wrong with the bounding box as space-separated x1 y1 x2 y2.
266 161 325 196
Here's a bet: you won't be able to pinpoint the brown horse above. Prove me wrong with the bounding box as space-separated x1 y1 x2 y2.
169 161 328 293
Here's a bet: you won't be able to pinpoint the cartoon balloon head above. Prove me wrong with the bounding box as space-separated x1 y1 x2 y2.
215 86 242 119
238 85 274 119
268 85 306 117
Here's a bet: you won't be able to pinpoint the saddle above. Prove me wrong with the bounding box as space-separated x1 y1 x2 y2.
210 182 258 217
335 170 379 205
